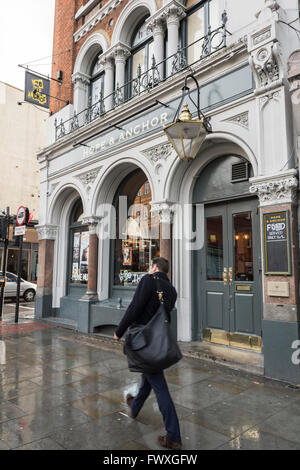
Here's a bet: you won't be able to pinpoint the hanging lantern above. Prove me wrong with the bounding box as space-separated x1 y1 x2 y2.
163 74 212 161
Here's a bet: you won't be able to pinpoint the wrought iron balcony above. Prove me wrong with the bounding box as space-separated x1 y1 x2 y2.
55 21 228 142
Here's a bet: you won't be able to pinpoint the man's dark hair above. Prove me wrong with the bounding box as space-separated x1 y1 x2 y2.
152 257 169 274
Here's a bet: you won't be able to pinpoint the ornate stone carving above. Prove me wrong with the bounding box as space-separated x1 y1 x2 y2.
249 42 282 93
77 168 100 186
249 173 298 206
151 202 175 224
224 112 249 129
114 46 131 63
255 0 280 21
71 72 90 86
74 0 125 43
253 29 271 46
143 143 173 164
82 216 102 234
36 224 58 240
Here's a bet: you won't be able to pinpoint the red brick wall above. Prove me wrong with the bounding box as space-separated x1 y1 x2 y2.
50 0 157 114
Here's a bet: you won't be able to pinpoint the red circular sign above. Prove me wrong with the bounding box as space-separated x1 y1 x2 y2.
16 206 26 226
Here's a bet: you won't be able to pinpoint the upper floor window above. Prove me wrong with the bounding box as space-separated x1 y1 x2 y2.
181 0 222 65
90 54 105 106
130 15 154 80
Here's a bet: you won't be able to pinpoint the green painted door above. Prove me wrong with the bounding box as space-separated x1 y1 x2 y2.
200 198 262 342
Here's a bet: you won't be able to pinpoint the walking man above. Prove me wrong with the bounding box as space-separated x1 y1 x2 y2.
114 257 182 450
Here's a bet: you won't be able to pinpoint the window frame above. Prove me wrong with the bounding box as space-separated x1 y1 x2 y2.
67 200 89 292
89 54 105 105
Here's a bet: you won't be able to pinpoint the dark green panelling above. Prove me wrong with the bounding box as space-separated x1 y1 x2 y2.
35 294 53 318
193 155 253 204
263 319 300 385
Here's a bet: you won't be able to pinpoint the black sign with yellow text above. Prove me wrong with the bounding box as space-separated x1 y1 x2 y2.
24 71 50 109
263 211 292 275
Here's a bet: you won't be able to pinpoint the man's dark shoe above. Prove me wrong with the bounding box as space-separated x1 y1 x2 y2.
157 435 182 450
126 393 136 418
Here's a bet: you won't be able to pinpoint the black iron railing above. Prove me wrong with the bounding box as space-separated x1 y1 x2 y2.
55 22 228 141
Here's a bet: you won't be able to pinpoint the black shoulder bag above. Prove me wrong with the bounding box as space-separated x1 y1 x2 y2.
123 276 182 374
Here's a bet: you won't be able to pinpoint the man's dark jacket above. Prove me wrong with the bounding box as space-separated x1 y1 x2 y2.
115 272 177 338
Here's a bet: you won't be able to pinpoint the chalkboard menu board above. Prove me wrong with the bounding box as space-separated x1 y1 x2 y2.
263 211 291 275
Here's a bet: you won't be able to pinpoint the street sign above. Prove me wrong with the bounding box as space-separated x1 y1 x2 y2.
14 225 26 236
16 206 29 226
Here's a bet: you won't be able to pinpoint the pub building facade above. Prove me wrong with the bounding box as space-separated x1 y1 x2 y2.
36 0 300 384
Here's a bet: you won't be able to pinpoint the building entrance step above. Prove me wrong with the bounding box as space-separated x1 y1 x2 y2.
41 317 78 330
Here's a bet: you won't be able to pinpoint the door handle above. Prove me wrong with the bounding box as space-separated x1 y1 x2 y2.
222 267 228 285
229 267 233 285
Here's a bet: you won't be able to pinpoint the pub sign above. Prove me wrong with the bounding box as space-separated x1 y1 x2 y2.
24 71 50 109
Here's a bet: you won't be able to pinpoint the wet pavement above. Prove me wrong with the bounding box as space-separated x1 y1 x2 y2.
0 314 300 450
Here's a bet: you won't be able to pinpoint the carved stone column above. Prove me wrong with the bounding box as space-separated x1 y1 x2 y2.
71 71 90 115
35 224 58 318
151 202 174 279
100 54 115 112
164 1 186 74
250 171 300 384
113 43 131 99
82 216 101 300
147 17 166 79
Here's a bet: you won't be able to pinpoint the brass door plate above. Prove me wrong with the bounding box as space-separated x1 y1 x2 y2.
203 329 262 351
236 285 252 291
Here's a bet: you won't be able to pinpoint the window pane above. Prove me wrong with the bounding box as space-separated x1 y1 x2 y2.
132 18 151 47
132 47 146 77
114 178 160 286
71 229 89 284
187 7 205 65
206 216 223 281
91 75 104 105
234 212 253 282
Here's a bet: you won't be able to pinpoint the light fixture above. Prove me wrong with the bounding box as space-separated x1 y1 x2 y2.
163 74 212 161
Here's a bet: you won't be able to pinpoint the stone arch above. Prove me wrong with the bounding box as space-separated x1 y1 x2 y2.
48 182 87 226
47 183 86 309
91 158 156 214
111 0 157 47
164 132 258 204
73 32 109 76
164 133 259 342
91 158 156 301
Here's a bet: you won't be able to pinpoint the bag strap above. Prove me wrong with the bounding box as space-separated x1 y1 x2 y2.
152 275 164 304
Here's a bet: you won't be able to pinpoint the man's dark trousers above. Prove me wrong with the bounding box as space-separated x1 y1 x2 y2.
131 371 181 443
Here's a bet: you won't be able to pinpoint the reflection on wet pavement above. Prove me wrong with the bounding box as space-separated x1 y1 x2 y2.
0 324 299 450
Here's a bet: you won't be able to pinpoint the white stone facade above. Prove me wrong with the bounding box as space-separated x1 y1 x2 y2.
38 0 300 352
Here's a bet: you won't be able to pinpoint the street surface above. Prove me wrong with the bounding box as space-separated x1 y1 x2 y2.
0 306 299 450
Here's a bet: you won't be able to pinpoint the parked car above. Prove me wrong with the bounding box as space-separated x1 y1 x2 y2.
0 272 36 302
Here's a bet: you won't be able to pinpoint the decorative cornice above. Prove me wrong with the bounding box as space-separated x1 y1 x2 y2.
76 168 101 186
142 143 173 164
249 41 283 95
249 172 298 206
74 0 125 43
82 216 102 234
72 71 90 86
36 224 58 240
223 111 249 129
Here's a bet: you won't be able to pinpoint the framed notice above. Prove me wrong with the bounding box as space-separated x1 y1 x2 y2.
123 247 132 266
263 211 292 275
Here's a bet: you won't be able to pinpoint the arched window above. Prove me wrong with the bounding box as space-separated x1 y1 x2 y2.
128 15 154 82
68 200 89 288
113 170 160 287
89 54 105 106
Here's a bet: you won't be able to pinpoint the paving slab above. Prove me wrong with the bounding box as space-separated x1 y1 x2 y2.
0 324 299 450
